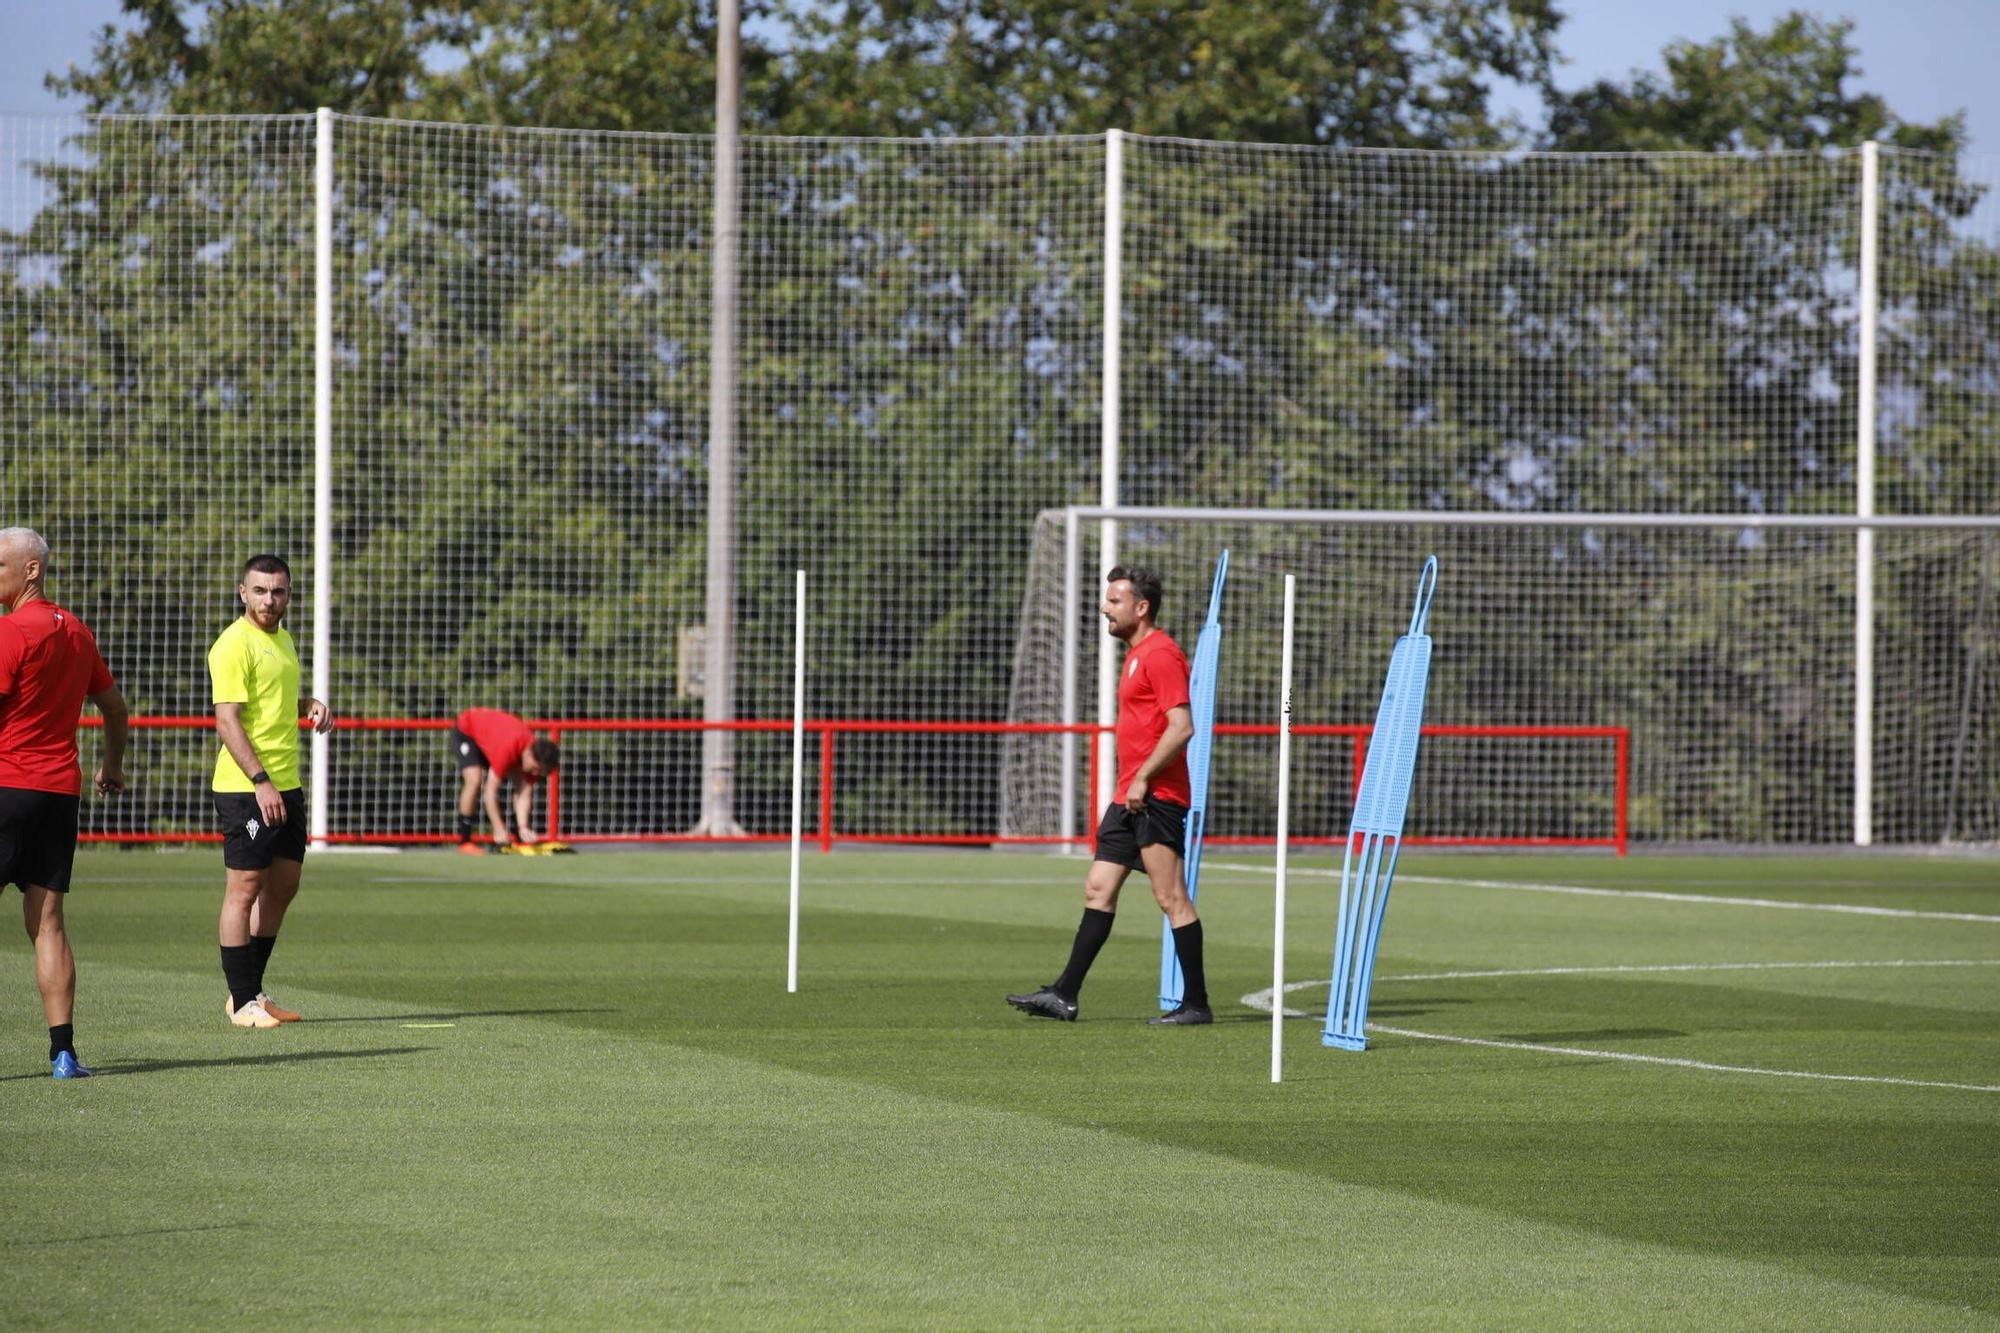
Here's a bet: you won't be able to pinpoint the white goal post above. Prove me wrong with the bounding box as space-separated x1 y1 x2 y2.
1005 504 2000 849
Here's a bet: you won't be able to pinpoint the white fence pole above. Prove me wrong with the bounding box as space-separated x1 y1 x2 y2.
1095 129 1124 818
1855 140 1880 848
309 107 333 850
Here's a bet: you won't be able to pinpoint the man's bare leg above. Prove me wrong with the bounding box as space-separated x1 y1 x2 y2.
1007 860 1133 1021
1141 843 1211 1020
1139 843 1196 927
27 883 88 1073
456 767 483 846
247 857 301 939
23 883 74 1027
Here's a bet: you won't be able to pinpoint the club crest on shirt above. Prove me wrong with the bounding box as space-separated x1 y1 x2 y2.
1127 659 1139 677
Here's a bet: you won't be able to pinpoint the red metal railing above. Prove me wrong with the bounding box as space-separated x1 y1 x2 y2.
79 716 1628 854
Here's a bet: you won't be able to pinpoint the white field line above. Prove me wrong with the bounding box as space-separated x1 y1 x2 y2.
367 874 1069 887
1238 976 2000 1093
1387 959 2000 981
1205 861 2000 924
1365 1025 2000 1094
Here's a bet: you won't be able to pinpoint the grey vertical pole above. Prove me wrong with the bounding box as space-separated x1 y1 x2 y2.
309 108 333 850
698 0 745 835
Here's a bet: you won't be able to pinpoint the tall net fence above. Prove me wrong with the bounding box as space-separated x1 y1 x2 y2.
1122 142 1871 515
2 114 1995 845
1005 511 2000 845
1 114 318 837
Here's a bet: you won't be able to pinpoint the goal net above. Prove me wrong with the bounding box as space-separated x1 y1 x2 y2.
1006 507 2000 846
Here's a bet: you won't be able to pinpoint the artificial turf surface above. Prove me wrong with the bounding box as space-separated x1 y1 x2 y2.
4 847 1997 1328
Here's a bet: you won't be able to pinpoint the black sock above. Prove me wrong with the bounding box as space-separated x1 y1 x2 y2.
221 944 259 1010
456 814 475 842
1053 908 1115 1000
49 1023 74 1061
250 934 278 995
1171 919 1209 1010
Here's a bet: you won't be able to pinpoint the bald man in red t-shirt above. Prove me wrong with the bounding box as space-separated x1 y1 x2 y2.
450 707 559 852
1008 565 1212 1025
0 528 128 1077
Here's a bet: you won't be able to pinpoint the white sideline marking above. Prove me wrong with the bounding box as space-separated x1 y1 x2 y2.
1206 861 2000 924
1240 960 2000 1013
368 873 1067 887
1238 975 2000 1093
1365 1025 2000 1094
1388 959 2000 981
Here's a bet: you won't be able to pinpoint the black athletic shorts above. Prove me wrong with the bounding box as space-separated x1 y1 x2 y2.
448 727 489 770
214 788 309 870
1093 796 1189 872
0 787 81 893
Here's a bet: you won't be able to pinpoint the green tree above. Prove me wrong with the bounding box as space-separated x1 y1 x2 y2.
1546 13 1959 154
777 0 1559 145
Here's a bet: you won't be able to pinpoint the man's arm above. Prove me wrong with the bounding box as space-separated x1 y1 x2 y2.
215 702 286 825
512 783 540 845
90 684 128 795
299 695 335 734
1124 704 1195 811
483 769 512 845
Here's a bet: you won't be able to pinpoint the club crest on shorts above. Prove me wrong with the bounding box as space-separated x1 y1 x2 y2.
246 818 262 839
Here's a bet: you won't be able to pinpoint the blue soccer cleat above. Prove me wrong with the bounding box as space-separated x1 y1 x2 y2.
50 1051 93 1079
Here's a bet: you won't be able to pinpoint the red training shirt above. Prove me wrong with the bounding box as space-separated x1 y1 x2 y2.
455 707 540 783
0 600 115 796
1116 629 1191 806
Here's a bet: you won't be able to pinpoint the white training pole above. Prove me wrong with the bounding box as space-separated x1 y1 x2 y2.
787 569 805 993
1272 575 1296 1084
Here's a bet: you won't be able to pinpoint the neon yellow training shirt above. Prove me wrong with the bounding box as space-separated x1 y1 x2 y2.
208 616 302 792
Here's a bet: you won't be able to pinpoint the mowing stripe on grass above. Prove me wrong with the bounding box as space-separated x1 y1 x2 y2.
1207 861 2000 923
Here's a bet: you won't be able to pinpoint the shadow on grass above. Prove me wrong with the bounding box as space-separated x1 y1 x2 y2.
305 1007 618 1025
1497 1027 1688 1044
90 1045 437 1078
15 1223 251 1247
1365 997 1472 1019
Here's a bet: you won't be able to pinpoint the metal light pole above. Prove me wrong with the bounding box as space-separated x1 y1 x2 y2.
697 0 745 835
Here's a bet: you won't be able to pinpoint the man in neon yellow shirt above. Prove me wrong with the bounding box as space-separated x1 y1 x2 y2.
209 554 334 1030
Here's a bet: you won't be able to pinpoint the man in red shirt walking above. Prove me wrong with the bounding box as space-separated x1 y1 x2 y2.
450 707 560 852
1008 566 1213 1025
0 529 128 1077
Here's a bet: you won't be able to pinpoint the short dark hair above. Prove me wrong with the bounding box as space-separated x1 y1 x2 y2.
1106 565 1163 621
241 553 292 581
529 738 560 770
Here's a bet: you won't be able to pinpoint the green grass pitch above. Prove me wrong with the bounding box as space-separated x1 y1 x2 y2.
4 847 1998 1328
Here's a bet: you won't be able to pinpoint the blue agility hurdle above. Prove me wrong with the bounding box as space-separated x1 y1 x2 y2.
1324 556 1438 1050
1161 550 1228 1010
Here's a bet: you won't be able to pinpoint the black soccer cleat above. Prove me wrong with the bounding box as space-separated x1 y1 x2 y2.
1147 1004 1214 1026
1006 987 1078 1022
